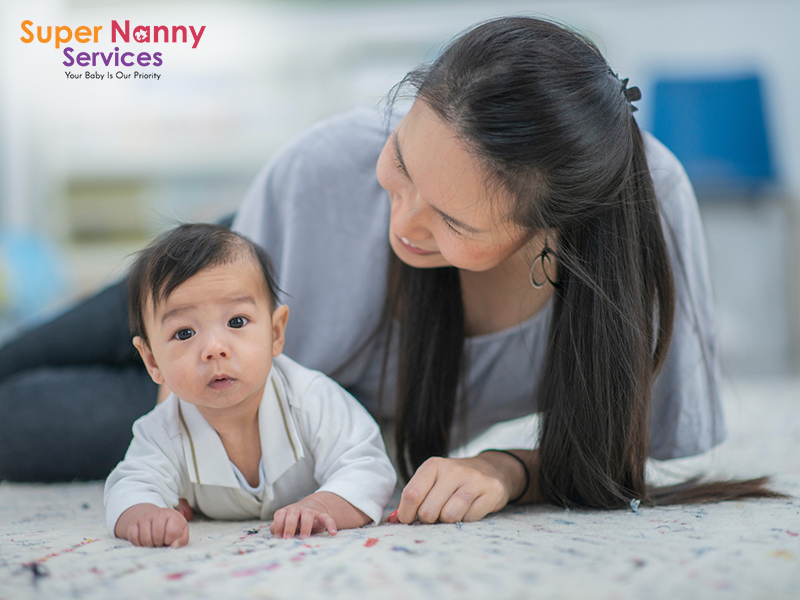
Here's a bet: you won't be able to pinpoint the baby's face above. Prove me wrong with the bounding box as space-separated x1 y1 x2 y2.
135 258 287 416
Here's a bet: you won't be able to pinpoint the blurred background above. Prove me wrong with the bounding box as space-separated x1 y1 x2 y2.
0 0 798 379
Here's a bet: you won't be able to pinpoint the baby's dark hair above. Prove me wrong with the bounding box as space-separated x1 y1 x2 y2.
128 223 280 343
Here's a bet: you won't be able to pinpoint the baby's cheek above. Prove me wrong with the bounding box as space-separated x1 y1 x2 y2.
163 358 198 395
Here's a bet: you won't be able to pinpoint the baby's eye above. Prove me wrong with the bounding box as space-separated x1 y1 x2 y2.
174 329 195 341
228 316 248 329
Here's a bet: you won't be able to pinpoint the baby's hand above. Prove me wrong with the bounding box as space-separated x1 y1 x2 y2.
117 504 190 548
270 495 338 540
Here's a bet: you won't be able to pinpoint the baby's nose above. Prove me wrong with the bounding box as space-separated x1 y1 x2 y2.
203 338 229 360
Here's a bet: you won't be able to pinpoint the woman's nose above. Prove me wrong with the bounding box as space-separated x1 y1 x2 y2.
390 191 428 238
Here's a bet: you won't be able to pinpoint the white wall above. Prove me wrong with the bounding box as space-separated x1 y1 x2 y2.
0 0 797 370
2 0 798 226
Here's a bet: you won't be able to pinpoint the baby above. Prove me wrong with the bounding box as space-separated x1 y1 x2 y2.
104 224 396 547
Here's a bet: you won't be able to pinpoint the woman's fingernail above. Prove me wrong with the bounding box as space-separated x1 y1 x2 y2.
387 509 399 523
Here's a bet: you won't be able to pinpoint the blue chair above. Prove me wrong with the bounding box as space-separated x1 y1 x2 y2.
0 229 68 330
651 73 775 200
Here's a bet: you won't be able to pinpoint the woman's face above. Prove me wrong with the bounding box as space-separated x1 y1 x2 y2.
377 100 532 272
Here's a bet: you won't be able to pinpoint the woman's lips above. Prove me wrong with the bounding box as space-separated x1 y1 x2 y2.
396 234 437 256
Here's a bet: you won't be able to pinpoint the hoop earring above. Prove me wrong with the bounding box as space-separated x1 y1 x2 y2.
530 242 556 289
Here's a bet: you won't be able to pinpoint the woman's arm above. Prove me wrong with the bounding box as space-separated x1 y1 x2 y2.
392 449 542 524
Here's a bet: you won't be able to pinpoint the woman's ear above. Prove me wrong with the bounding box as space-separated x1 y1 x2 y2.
132 336 166 385
271 305 290 357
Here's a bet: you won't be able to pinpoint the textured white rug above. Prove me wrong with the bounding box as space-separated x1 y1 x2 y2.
1 380 799 600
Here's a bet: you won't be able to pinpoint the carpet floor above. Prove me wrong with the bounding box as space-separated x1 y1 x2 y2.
1 380 799 600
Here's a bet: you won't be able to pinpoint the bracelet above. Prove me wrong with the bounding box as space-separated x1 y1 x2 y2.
484 449 530 504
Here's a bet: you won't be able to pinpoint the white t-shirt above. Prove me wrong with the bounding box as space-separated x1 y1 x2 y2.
104 354 397 534
232 106 725 461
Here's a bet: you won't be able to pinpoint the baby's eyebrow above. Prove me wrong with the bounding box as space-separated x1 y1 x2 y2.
159 295 257 325
160 304 194 326
225 294 257 307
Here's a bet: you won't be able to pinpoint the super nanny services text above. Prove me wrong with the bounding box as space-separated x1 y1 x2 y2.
20 20 205 80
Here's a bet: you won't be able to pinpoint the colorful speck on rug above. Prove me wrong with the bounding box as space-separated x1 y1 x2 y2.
1 381 799 600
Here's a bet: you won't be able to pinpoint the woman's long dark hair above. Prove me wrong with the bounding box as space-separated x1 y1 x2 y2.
385 17 781 506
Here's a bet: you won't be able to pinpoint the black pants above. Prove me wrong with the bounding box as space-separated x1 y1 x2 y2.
0 278 157 481
0 215 235 482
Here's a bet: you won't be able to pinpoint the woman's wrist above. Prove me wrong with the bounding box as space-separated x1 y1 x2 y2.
479 449 541 505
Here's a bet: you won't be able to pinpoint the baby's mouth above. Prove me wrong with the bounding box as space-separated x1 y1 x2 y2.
208 375 235 390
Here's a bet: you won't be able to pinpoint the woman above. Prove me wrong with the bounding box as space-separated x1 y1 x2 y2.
0 17 777 520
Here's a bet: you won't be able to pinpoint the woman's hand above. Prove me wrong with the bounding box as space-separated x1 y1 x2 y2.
389 451 533 524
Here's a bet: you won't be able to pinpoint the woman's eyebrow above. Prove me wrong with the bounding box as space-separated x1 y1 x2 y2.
392 130 485 235
392 130 411 179
431 206 483 234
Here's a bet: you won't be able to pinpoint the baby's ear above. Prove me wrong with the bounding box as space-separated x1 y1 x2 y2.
271 305 290 357
132 336 166 385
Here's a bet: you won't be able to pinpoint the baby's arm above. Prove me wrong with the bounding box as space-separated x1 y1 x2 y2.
105 404 192 546
116 503 189 548
270 491 370 539
275 370 396 538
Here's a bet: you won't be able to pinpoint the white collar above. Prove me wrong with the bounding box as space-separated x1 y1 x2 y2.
176 364 305 489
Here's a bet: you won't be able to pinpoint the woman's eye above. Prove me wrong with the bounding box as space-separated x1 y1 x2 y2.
174 329 195 341
442 216 463 235
228 316 248 329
